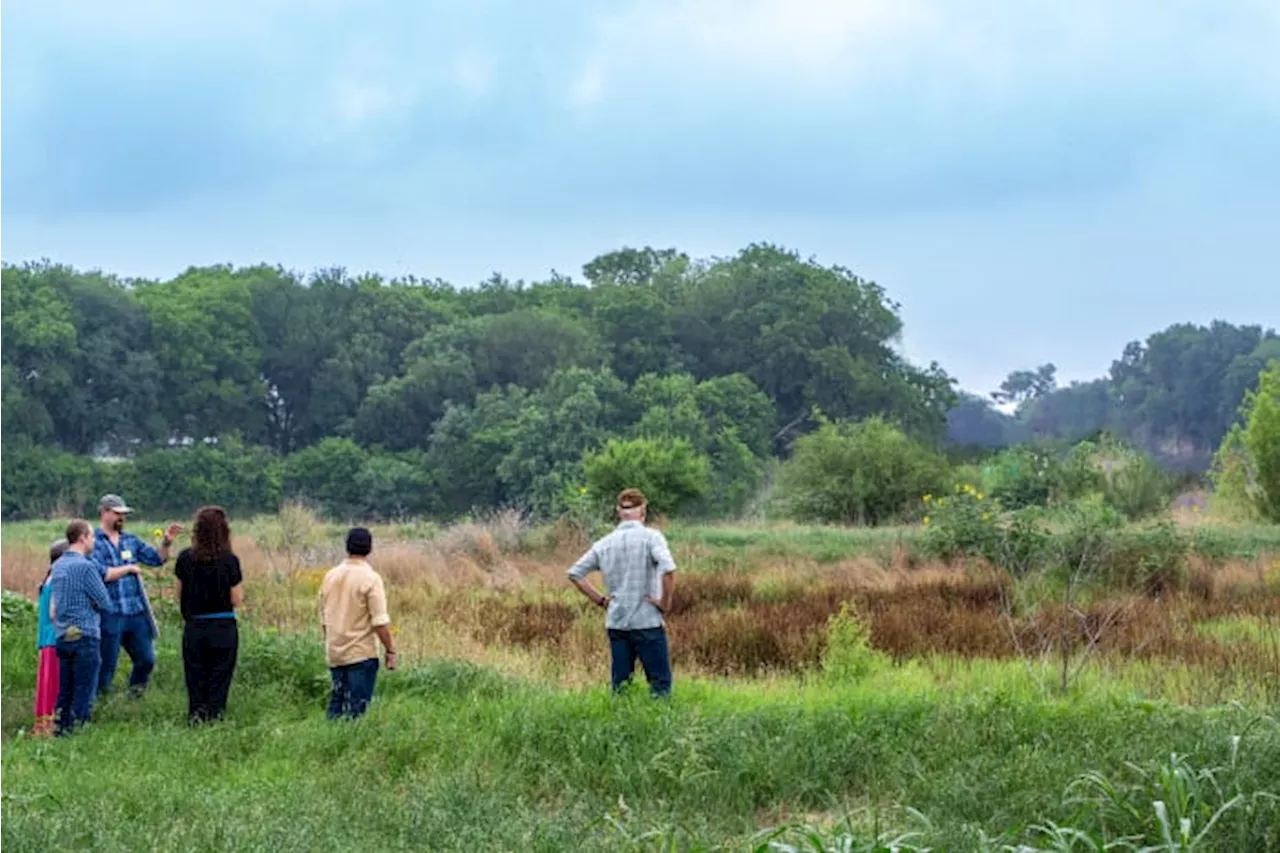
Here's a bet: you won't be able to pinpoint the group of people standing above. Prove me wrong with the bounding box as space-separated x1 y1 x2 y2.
33 486 676 736
35 493 401 736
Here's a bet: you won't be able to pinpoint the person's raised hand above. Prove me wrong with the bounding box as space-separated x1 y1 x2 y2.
164 523 184 543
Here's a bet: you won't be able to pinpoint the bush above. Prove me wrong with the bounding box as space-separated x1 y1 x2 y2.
1210 424 1262 521
822 602 887 682
1241 360 1280 521
1 590 36 629
132 437 283 516
980 446 1059 510
282 437 369 517
1067 437 1172 520
776 416 948 526
582 437 711 518
916 483 1000 564
0 445 116 519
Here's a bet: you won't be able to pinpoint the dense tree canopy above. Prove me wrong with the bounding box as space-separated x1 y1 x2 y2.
2 248 1272 520
2 246 963 519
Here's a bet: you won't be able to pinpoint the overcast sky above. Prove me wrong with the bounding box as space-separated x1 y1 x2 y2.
4 0 1279 395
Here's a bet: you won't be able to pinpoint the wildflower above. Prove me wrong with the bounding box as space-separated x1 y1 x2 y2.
975 493 985 501
922 516 931 526
152 528 164 540
981 513 991 522
578 487 587 495
922 494 933 503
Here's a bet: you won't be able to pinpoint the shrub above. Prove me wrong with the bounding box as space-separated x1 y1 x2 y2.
822 601 887 682
916 483 1000 564
981 446 1059 509
1242 360 1280 522
1210 424 1261 521
132 437 283 516
582 437 711 518
1 590 35 629
281 437 369 517
776 416 948 526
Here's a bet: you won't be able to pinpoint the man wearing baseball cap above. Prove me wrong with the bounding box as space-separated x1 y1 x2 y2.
92 494 182 698
567 488 677 696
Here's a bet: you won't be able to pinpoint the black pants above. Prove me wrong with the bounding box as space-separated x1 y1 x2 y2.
182 619 239 723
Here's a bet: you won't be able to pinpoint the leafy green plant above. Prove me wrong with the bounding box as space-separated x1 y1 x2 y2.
1 590 35 629
1208 425 1260 522
583 437 711 519
822 601 888 683
1240 361 1280 522
916 482 1000 564
776 416 948 526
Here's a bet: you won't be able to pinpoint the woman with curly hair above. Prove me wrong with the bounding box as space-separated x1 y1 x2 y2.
174 506 243 724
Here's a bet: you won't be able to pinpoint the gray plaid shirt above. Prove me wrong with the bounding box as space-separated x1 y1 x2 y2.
568 521 677 630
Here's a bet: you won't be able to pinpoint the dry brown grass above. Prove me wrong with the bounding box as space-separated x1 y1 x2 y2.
5 518 1278 691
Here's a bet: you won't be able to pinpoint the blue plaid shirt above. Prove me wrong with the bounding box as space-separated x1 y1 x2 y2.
92 528 164 616
50 552 113 639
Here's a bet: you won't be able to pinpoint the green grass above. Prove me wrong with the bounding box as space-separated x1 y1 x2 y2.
3 616 1278 852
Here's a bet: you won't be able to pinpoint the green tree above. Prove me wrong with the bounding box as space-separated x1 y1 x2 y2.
281 437 370 518
776 416 948 525
582 437 711 518
134 267 265 442
992 364 1057 406
1241 361 1280 521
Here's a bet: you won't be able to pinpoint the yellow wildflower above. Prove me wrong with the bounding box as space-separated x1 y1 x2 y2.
981 513 991 522
152 528 164 540
922 516 931 526
922 494 932 503
976 493 984 501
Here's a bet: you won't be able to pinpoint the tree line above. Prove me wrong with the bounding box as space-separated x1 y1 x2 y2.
2 245 950 519
946 322 1279 470
1 244 1274 520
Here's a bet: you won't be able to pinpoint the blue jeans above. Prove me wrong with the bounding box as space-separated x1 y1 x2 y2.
608 627 672 696
56 635 102 734
328 658 379 719
98 612 156 696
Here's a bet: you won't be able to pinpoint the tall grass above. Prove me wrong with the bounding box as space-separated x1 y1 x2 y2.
2 616 1278 852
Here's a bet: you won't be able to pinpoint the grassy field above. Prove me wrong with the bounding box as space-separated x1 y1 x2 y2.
3 514 1279 850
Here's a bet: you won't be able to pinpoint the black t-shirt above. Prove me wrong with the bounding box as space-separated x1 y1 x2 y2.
174 548 243 620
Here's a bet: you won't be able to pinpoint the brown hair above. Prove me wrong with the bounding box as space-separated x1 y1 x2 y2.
191 505 232 563
65 519 92 546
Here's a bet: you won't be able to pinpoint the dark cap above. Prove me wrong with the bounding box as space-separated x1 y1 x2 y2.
99 493 133 514
49 539 70 563
616 488 647 510
346 527 373 557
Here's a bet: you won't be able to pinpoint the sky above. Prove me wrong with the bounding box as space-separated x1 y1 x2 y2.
3 0 1279 396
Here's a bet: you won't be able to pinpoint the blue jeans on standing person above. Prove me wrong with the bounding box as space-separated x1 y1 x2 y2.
327 658 380 720
98 612 156 696
56 635 103 735
608 627 673 696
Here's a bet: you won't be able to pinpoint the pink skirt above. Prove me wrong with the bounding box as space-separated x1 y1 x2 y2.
33 646 59 737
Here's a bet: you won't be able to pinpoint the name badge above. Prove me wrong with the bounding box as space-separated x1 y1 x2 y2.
121 550 133 562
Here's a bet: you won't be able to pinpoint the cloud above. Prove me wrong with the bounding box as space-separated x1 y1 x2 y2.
2 0 1278 228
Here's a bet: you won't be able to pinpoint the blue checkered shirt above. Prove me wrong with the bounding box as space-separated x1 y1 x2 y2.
92 528 164 615
50 552 113 639
568 521 677 630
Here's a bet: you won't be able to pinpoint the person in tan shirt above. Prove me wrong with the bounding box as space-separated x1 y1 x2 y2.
318 528 396 719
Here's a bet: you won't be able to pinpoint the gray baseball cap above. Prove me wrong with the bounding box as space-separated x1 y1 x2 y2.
99 494 134 514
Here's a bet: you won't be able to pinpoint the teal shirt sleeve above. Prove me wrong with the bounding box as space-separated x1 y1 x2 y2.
36 584 56 649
